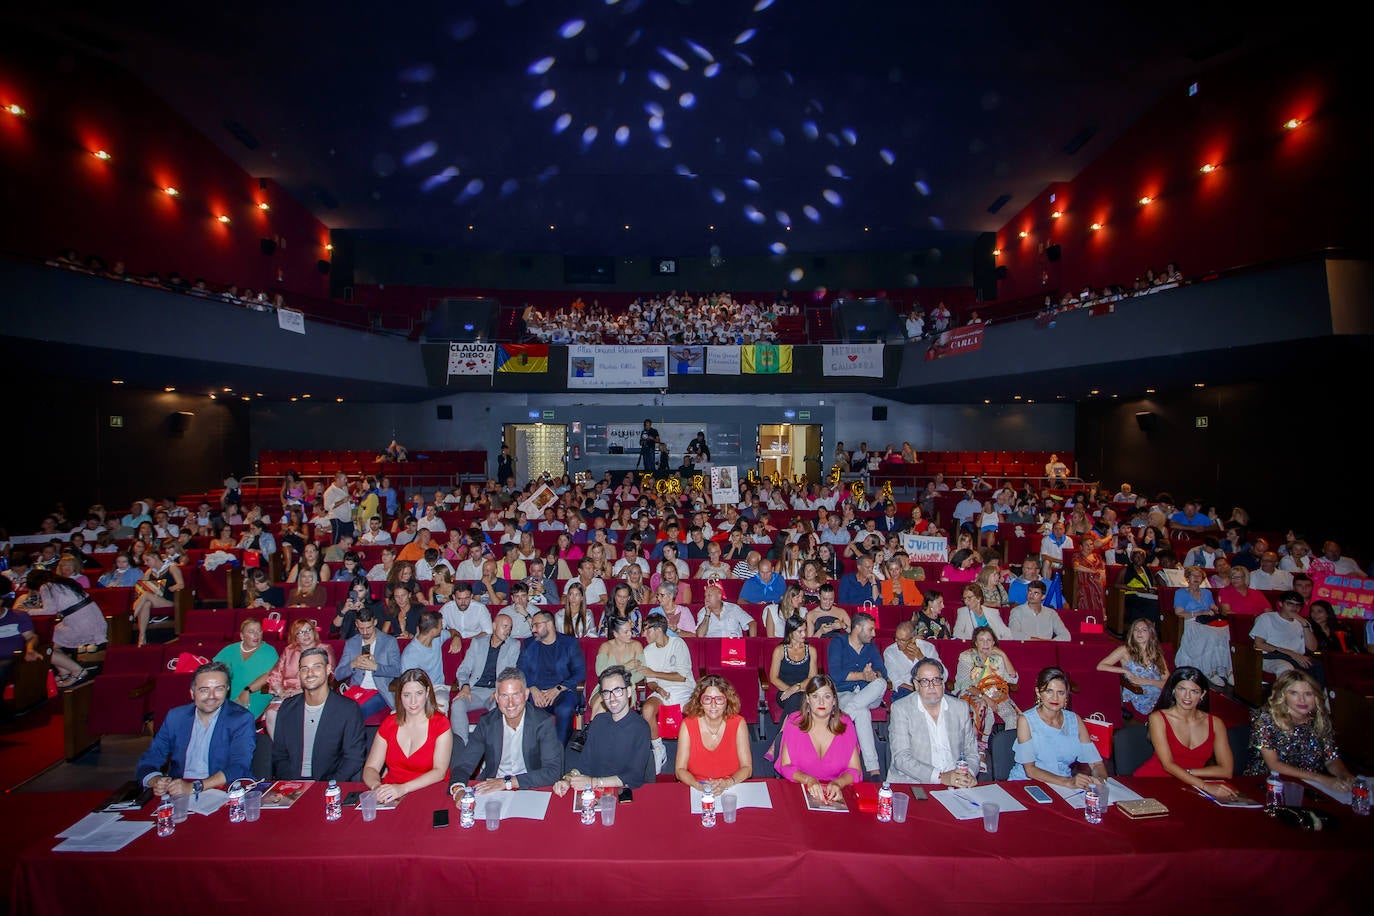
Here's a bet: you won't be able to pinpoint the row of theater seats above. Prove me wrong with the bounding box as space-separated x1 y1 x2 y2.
255 449 487 479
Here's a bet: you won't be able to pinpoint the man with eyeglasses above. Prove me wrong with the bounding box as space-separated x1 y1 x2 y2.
887 657 979 786
551 665 651 798
136 661 256 799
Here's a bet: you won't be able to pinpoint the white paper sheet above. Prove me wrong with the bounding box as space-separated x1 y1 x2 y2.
1048 779 1143 809
480 790 551 821
1303 778 1352 805
690 781 773 813
190 789 229 815
931 784 1029 820
53 819 155 853
57 812 123 839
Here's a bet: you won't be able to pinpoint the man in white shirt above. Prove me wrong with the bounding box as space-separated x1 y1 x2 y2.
454 544 487 582
365 547 397 582
612 543 651 577
417 505 447 534
358 515 393 545
887 658 979 785
1251 592 1319 678
819 515 851 546
695 585 757 637
441 583 493 650
536 508 567 532
882 620 941 691
1009 581 1071 641
1248 552 1293 591
1316 541 1362 575
1044 454 1068 480
447 666 562 793
1039 521 1073 570
324 471 354 542
573 559 608 606
952 492 982 533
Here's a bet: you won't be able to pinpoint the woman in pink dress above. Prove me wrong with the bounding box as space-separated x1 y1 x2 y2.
774 675 862 805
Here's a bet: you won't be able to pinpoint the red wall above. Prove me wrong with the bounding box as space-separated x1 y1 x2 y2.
0 35 331 298
992 49 1363 302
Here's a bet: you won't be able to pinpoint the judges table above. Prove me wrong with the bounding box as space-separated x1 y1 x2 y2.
11 778 1368 916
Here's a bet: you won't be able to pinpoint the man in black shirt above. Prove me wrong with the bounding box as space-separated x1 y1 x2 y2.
551 665 651 797
687 430 711 463
638 418 660 472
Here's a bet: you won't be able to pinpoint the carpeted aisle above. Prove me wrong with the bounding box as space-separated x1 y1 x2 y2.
0 701 66 794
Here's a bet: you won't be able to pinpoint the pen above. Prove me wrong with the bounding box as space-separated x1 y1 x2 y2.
954 791 981 807
1065 790 1085 800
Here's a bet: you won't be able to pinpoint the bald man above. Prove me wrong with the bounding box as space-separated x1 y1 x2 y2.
448 613 522 742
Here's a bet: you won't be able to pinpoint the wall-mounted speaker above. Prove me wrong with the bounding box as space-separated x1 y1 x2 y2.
168 411 194 436
872 406 888 421
436 405 453 421
259 238 277 256
1046 244 1062 262
1134 410 1157 432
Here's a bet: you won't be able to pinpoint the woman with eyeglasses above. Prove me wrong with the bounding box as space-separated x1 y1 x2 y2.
674 675 752 794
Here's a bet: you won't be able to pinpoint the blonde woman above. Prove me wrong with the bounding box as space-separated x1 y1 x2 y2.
1243 669 1355 791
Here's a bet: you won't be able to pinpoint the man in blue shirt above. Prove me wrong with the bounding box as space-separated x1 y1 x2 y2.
376 476 398 517
827 612 886 779
135 661 256 798
519 610 586 743
837 555 881 606
1168 500 1211 532
739 558 786 605
0 597 40 707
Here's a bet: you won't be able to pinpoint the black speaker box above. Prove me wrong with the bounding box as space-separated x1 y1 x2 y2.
316 259 331 274
995 266 1008 280
260 238 277 256
1135 411 1157 432
872 406 888 421
168 411 194 436
437 405 454 421
1046 244 1062 262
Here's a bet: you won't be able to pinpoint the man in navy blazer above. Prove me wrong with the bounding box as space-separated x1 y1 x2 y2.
447 667 563 795
136 661 256 797
334 609 403 719
271 647 368 781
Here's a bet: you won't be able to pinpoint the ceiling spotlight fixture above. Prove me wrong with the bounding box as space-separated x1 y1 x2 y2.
1050 210 1062 219
164 186 179 197
258 202 270 210
1145 388 1156 394
548 224 556 230
1283 118 1303 130
1199 163 1217 174
256 393 263 397
992 248 1001 257
217 215 231 224
111 379 124 385
290 397 298 402
336 397 344 403
1194 382 1206 388
164 386 176 392
1017 230 1028 239
301 394 311 398
1138 196 1153 205
1013 394 1022 400
325 243 334 250
93 149 112 161
222 387 232 392
1089 389 1100 395
209 393 217 399
240 396 250 401
624 224 631 230
1089 222 1103 231
983 399 990 404
5 103 25 116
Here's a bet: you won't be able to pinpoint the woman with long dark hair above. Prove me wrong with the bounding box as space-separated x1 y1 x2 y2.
1131 666 1237 798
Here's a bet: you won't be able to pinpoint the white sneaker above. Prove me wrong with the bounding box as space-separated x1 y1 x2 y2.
652 738 667 773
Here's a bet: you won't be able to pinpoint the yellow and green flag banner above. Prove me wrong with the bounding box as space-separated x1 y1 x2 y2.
496 344 549 373
742 344 793 374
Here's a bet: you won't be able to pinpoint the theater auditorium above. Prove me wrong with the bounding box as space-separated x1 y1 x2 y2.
1 3 1369 914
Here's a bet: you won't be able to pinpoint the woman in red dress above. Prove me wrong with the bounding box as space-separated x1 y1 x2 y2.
363 668 453 805
1132 667 1239 800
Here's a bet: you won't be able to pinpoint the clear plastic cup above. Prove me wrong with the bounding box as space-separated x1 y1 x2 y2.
485 798 502 831
244 790 262 823
982 801 1001 833
598 793 617 826
721 792 739 824
892 792 910 823
360 791 377 822
171 793 190 824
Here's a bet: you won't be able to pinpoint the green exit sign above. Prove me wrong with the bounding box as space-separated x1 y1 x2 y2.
542 410 555 419
109 416 124 428
798 410 811 420
1195 416 1209 428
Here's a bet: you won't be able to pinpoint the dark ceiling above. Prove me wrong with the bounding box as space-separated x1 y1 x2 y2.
5 1 1281 258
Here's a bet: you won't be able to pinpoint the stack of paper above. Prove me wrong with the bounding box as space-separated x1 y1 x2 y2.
931 784 1028 820
689 782 773 813
481 790 552 821
53 817 154 853
1304 778 1353 805
1049 779 1143 809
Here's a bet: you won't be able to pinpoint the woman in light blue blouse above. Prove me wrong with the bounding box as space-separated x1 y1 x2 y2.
1008 667 1107 788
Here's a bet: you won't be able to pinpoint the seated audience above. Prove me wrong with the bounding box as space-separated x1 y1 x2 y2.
954 626 1020 768
1243 669 1355 792
774 675 862 803
449 613 521 742
518 609 585 743
270 647 367 781
553 665 652 797
952 583 1011 640
1132 667 1238 800
215 616 279 719
400 611 450 711
827 611 887 779
1095 618 1169 719
769 616 819 719
639 614 697 772
136 662 255 796
1008 580 1070 641
335 609 402 720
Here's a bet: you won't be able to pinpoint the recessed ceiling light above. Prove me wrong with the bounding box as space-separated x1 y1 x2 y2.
163 186 179 197
1284 118 1303 130
111 379 124 385
1013 394 1022 400
1199 163 1217 174
1050 210 1062 219
209 393 216 399
256 393 263 397
5 103 26 116
1090 389 1100 395
290 397 298 402
240 396 250 401
1111 394 1119 398
1018 231 1028 239
992 248 1001 256
325 243 334 250
1138 196 1153 205
258 202 270 211
93 149 112 161
164 386 176 392
1145 388 1156 394
217 215 231 224
1089 222 1103 231
1194 382 1206 388
223 387 232 392
301 394 311 398
983 399 990 404
336 397 344 403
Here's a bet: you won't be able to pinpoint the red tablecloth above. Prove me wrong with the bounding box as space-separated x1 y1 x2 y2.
10 778 1369 915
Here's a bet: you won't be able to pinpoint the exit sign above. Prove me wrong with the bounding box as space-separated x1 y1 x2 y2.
109 416 124 428
1195 416 1209 428
542 410 555 419
798 410 810 420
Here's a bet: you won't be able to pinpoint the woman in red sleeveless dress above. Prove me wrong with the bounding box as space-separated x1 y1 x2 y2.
1133 667 1239 800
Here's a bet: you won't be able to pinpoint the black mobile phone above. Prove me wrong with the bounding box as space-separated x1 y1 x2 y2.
909 786 929 801
618 788 633 804
342 791 362 807
432 809 450 828
360 644 371 656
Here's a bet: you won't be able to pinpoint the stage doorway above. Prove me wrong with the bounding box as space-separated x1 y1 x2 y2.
503 423 568 483
757 424 822 484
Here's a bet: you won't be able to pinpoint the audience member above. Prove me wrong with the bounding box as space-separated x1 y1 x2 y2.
1243 670 1355 791
827 611 887 779
362 668 453 804
888 658 980 785
136 662 255 796
1008 667 1106 786
674 675 753 792
335 609 402 720
553 665 651 797
449 613 521 742
449 667 563 794
1008 580 1070 641
774 675 862 802
1132 667 1238 799
270 646 367 781
215 616 279 719
518 609 585 743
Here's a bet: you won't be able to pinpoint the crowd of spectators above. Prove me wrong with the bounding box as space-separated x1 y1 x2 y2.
46 248 287 313
521 291 792 345
1035 262 1185 325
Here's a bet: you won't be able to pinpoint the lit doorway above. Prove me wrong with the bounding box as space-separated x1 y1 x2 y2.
504 423 568 483
757 424 823 483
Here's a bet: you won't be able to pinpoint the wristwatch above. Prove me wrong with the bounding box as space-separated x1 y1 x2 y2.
504 777 514 791
192 779 204 799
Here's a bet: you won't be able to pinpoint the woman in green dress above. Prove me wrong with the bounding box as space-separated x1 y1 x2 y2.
215 616 280 720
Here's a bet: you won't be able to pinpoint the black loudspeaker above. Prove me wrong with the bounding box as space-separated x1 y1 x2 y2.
995 266 1008 280
260 238 277 256
872 406 888 421
168 411 194 436
316 259 331 274
1046 244 1062 262
436 405 453 421
1135 411 1157 432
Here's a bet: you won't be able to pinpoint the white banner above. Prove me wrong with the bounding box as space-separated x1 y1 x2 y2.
823 344 884 377
447 342 495 377
277 307 306 334
567 346 669 389
605 422 701 460
710 465 739 506
707 345 741 375
900 533 949 563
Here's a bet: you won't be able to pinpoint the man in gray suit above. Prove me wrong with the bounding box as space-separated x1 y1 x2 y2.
887 657 980 786
447 667 563 796
448 613 521 742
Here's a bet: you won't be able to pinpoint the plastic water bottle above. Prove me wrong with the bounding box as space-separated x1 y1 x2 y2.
956 757 971 779
1265 771 1284 816
226 784 246 823
325 780 342 821
701 786 717 827
1083 784 1103 824
580 787 597 826
1351 777 1370 816
156 799 175 837
459 787 477 828
877 782 893 822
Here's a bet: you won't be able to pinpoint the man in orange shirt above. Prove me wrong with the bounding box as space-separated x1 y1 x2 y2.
397 527 431 564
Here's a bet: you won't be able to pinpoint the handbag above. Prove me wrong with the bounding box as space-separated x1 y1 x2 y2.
167 653 209 674
342 684 379 705
261 611 286 637
719 637 747 667
1079 615 1104 635
657 703 683 740
1082 712 1115 758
